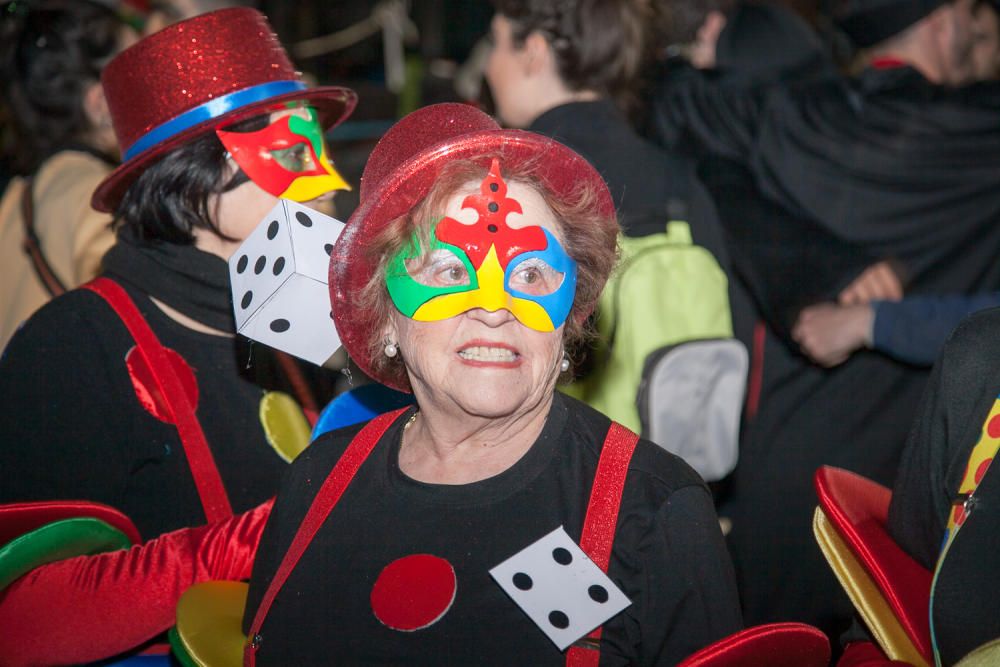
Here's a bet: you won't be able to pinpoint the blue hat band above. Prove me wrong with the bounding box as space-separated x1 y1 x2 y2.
123 80 308 161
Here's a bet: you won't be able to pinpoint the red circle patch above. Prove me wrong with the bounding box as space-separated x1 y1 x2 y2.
975 457 993 484
987 415 1000 439
370 554 456 631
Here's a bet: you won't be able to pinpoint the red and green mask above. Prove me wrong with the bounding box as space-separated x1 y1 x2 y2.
216 106 349 201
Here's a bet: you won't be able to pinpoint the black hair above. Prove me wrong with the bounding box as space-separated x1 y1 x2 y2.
114 114 265 245
1 0 125 173
491 0 648 108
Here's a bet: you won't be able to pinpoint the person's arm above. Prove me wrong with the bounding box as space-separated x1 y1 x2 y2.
697 156 880 340
871 293 1000 366
0 499 272 667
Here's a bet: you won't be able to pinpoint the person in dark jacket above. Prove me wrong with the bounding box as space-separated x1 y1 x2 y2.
653 0 1000 640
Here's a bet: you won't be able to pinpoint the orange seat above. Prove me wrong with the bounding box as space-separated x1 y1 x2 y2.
677 622 830 667
813 466 932 666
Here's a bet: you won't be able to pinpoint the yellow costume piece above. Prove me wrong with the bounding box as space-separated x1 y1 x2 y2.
280 169 350 202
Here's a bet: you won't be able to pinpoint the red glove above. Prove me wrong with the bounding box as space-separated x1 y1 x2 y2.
838 641 915 667
0 499 273 667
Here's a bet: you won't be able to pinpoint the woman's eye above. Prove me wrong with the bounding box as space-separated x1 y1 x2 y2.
405 248 472 288
440 264 468 284
510 258 562 295
271 143 314 172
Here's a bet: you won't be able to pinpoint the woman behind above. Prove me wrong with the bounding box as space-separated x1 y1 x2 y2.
243 103 741 665
0 9 355 665
0 0 136 350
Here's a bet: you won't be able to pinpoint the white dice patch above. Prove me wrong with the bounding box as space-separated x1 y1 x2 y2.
489 526 631 650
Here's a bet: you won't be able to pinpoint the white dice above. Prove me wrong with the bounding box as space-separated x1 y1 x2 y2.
489 526 631 650
229 199 346 365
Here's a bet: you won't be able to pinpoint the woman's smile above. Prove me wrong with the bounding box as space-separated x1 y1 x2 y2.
456 340 522 367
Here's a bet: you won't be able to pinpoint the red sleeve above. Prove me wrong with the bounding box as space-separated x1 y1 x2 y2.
0 499 272 667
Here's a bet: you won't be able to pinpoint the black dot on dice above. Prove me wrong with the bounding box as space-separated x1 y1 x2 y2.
488 202 499 213
236 255 249 274
324 243 333 256
489 182 499 192
295 211 313 227
266 220 280 240
548 611 570 629
270 319 290 333
254 256 267 274
512 572 533 591
240 291 253 309
272 257 285 276
588 584 609 603
552 547 572 565
487 224 498 233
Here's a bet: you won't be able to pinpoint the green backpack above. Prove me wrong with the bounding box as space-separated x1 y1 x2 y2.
565 221 746 480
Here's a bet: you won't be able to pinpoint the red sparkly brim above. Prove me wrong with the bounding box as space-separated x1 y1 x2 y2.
91 87 357 212
329 127 616 393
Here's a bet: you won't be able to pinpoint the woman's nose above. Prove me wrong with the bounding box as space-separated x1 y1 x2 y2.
465 306 516 327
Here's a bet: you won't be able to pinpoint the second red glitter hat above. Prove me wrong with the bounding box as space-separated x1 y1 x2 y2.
92 7 357 212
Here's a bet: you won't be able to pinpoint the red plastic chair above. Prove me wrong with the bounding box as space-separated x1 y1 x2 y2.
677 622 831 667
813 466 932 666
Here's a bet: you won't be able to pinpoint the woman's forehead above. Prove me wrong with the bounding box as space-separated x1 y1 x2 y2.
436 179 564 239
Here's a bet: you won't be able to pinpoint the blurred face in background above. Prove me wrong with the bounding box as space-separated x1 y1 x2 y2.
940 0 979 84
485 14 534 128
972 1 1000 79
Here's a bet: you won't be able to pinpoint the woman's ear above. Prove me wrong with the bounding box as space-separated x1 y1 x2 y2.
522 30 554 76
383 319 400 346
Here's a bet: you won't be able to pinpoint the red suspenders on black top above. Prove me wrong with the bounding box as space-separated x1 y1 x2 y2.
83 277 234 522
243 411 639 667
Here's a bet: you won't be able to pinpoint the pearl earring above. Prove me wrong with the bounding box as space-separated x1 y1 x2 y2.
384 342 398 358
560 356 570 373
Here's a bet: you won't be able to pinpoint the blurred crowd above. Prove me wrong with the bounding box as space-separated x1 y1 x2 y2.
2 0 1000 665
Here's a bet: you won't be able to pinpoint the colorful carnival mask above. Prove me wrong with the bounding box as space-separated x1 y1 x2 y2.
386 160 578 332
216 106 349 201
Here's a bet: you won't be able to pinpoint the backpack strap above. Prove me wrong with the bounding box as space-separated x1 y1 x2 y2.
244 407 410 666
565 421 639 667
21 175 68 298
82 277 233 522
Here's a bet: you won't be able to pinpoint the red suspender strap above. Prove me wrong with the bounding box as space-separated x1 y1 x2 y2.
566 421 639 667
82 278 233 522
244 407 409 667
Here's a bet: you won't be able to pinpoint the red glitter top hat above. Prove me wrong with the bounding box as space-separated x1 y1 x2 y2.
91 7 357 212
329 103 616 392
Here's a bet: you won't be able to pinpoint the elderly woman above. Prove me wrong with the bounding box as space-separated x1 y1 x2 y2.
0 9 354 665
243 103 741 665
